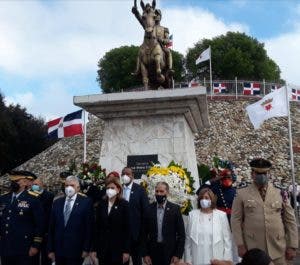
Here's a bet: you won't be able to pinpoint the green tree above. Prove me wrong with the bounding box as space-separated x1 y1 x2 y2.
0 93 55 174
97 45 184 93
186 32 281 82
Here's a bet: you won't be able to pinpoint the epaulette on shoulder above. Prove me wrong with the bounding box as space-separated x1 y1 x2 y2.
78 192 87 197
237 182 248 189
28 190 40 197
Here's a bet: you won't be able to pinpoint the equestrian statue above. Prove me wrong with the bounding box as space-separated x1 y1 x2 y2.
132 0 174 90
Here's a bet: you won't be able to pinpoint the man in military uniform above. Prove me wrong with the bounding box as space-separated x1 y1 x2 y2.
231 158 298 265
0 170 44 265
31 177 54 265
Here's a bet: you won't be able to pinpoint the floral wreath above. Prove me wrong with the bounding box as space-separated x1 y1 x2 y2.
141 161 195 215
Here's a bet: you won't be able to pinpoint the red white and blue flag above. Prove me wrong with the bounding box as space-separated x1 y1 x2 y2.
243 82 261 95
189 79 200 88
213 83 226 93
271 84 280 92
166 34 173 48
47 110 84 139
291 88 300 101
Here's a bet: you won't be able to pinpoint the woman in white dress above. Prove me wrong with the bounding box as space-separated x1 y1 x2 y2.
185 188 232 265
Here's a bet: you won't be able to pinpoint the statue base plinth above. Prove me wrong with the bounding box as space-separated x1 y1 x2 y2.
74 87 209 188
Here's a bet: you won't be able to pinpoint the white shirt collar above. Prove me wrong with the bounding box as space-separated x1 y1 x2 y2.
124 181 133 190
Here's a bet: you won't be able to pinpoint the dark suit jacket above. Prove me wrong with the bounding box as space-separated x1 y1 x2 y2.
48 193 93 258
128 182 149 241
38 190 54 231
141 201 185 262
93 198 130 263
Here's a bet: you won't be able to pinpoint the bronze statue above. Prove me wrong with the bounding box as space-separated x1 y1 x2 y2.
132 0 174 90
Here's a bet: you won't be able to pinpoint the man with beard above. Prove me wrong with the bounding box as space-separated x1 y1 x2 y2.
0 170 44 265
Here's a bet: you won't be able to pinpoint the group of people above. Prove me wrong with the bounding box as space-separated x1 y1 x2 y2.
0 158 298 265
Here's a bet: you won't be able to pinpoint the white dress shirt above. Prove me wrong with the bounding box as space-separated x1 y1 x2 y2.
123 182 133 201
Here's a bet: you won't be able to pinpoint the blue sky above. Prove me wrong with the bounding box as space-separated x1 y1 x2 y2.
0 0 299 120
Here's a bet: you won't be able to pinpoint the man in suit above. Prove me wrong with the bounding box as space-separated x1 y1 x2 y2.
48 175 93 265
31 177 54 265
0 170 44 265
141 181 185 265
121 167 149 265
231 158 298 265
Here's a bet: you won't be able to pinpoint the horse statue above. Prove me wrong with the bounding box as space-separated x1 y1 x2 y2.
132 0 173 90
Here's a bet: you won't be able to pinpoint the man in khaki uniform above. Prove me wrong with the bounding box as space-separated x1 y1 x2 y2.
231 158 298 265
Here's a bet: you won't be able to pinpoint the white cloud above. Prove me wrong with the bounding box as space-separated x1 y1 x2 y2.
5 92 34 108
0 1 247 79
264 24 300 84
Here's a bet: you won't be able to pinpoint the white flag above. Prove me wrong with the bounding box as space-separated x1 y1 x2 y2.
246 87 288 129
196 47 210 65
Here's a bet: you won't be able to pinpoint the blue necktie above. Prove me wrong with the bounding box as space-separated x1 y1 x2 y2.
64 198 72 226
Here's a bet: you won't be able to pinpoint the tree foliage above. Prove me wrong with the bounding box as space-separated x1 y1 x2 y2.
0 93 55 175
186 32 281 82
97 45 184 93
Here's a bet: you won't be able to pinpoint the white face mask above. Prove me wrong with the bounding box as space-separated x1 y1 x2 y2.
65 186 76 198
200 199 211 209
122 174 131 185
106 188 117 199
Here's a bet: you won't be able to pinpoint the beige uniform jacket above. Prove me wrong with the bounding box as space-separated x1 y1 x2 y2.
231 183 298 260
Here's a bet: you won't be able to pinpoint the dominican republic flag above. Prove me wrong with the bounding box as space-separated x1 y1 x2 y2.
292 88 300 101
243 82 261 95
166 34 173 48
271 84 279 92
189 79 200 88
47 110 84 139
213 83 226 93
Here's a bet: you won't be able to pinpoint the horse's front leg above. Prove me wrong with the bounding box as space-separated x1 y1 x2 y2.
140 61 149 90
154 54 165 84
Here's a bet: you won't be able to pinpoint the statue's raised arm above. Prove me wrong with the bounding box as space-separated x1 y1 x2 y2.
132 0 144 29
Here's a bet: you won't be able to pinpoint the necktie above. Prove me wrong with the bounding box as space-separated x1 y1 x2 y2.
64 198 72 226
259 187 267 201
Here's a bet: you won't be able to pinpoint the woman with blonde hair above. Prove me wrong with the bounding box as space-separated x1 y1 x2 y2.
185 188 232 265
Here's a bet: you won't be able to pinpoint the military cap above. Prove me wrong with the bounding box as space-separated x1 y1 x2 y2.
249 158 272 173
9 170 37 181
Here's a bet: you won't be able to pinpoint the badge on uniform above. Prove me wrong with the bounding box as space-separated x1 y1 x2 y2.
18 201 29 208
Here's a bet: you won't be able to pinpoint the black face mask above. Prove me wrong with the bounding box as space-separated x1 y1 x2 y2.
155 194 167 204
10 181 20 193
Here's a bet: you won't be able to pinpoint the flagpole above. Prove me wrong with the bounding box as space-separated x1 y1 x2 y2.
83 110 87 163
209 46 213 100
285 84 297 220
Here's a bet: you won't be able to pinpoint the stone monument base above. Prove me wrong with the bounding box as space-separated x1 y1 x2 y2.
74 87 209 188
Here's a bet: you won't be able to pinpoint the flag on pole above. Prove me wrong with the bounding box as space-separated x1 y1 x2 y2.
291 88 300 101
243 82 261 95
246 87 288 129
196 47 210 65
47 110 84 139
166 34 173 48
213 83 226 93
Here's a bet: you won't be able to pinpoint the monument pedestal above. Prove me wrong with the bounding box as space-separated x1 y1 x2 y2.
74 87 209 188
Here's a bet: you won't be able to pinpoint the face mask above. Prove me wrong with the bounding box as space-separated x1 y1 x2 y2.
122 175 131 185
155 194 167 204
31 184 41 192
221 178 233 188
106 188 117 199
65 186 76 198
10 181 20 193
200 199 211 209
255 174 268 186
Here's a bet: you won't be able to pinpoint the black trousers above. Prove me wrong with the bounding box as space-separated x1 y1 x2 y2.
1 255 33 265
150 243 170 265
130 240 142 265
55 256 83 265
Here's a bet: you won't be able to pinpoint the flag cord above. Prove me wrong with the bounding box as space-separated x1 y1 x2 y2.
83 110 87 163
285 84 298 223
